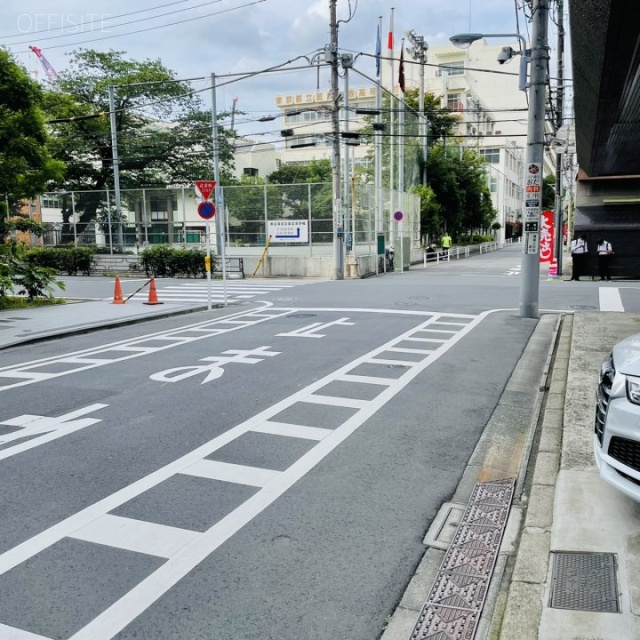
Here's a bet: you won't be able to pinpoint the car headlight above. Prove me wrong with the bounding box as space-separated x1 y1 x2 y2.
626 375 640 404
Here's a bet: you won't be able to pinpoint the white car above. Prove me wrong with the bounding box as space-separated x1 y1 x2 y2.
595 333 640 502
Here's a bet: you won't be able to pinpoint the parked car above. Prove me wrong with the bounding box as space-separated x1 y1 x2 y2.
595 332 640 501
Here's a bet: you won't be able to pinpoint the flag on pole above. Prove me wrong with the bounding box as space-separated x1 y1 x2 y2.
398 46 405 93
375 23 381 77
388 13 394 51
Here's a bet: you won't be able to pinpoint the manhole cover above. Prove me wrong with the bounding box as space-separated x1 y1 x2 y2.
287 313 319 319
550 552 620 613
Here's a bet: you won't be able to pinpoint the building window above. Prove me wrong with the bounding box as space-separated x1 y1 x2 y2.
437 61 465 77
488 174 498 194
149 194 177 221
447 93 463 111
243 168 258 177
480 148 500 163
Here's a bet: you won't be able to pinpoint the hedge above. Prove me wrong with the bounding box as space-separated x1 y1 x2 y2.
25 247 96 276
140 245 207 278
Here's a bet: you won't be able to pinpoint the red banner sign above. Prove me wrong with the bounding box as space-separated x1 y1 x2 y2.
540 210 555 263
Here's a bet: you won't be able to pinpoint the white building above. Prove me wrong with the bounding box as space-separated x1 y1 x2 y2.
272 40 556 243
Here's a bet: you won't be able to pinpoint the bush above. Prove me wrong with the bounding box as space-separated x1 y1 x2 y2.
457 234 495 245
26 246 96 275
140 245 207 278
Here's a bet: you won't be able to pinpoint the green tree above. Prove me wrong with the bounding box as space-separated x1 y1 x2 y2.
542 174 555 210
43 49 236 241
224 176 283 245
267 159 333 217
0 49 64 214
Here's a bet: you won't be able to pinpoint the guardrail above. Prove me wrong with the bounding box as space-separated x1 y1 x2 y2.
423 240 509 267
213 257 245 279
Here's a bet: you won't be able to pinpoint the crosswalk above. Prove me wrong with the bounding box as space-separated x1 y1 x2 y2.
128 279 318 304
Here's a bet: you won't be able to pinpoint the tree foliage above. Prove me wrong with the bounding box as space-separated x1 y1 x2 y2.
43 49 236 241
0 49 64 205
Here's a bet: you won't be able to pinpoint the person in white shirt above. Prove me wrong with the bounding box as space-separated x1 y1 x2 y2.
597 238 613 281
570 234 588 281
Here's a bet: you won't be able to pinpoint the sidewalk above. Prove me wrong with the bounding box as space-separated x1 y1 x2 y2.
498 311 640 640
0 298 209 350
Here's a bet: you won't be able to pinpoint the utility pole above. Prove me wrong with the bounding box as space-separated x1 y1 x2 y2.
406 30 428 185
554 0 565 276
329 0 344 279
519 0 550 319
108 85 124 248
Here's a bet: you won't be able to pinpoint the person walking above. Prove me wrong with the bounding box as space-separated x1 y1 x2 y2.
597 238 614 281
570 234 588 280
441 232 452 258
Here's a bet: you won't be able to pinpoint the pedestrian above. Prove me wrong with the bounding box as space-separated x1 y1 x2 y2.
570 234 588 281
597 238 614 281
441 232 452 257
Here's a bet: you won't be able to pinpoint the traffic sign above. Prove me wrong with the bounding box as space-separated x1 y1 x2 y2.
393 210 404 222
197 201 216 220
195 180 216 200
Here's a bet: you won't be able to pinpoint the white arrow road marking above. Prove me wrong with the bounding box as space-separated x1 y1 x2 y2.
276 317 354 338
0 404 107 461
149 346 281 384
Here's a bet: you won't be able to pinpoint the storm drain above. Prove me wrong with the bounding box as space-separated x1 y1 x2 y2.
409 477 515 640
550 552 620 613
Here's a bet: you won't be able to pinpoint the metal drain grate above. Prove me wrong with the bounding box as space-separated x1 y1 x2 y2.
410 478 515 640
550 552 620 613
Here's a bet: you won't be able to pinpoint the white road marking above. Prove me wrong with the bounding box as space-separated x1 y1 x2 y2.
0 310 484 640
70 515 201 559
599 287 624 312
180 460 281 487
276 317 354 338
0 404 107 461
301 394 369 409
0 307 292 392
149 346 280 384
0 623 51 639
250 422 332 441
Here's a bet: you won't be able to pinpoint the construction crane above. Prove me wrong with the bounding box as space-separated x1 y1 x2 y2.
29 46 58 82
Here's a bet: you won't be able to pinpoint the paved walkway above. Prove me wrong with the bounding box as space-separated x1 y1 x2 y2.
0 298 208 350
3 296 640 639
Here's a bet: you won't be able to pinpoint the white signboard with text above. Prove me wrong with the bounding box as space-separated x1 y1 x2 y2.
267 220 309 244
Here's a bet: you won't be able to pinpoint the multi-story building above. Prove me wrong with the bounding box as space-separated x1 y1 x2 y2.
271 39 556 243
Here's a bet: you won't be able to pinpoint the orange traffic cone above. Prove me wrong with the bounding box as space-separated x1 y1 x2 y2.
112 276 125 304
143 277 163 305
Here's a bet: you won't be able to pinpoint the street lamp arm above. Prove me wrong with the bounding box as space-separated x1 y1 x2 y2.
450 32 528 55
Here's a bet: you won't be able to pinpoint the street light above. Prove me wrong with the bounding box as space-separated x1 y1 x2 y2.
449 32 530 92
450 8 550 319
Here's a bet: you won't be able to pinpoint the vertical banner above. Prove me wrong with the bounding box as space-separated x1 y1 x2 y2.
539 210 555 263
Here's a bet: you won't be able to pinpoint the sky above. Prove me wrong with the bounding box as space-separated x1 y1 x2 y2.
0 0 568 137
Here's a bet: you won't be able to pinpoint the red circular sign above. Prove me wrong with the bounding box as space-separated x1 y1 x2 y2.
197 201 216 220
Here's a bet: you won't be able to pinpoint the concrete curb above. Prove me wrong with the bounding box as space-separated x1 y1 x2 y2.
0 303 212 351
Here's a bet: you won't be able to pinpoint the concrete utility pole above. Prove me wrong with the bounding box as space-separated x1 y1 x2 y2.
108 85 124 248
519 0 550 319
329 0 344 279
554 0 565 276
406 30 428 185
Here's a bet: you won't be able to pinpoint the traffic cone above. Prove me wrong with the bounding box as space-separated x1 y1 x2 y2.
112 276 125 304
143 277 163 305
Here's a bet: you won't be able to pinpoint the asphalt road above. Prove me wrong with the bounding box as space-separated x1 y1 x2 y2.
1 244 637 640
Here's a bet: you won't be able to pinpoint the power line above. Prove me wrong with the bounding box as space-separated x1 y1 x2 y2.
12 0 267 54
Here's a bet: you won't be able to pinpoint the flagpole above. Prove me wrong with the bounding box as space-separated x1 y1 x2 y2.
388 7 396 260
